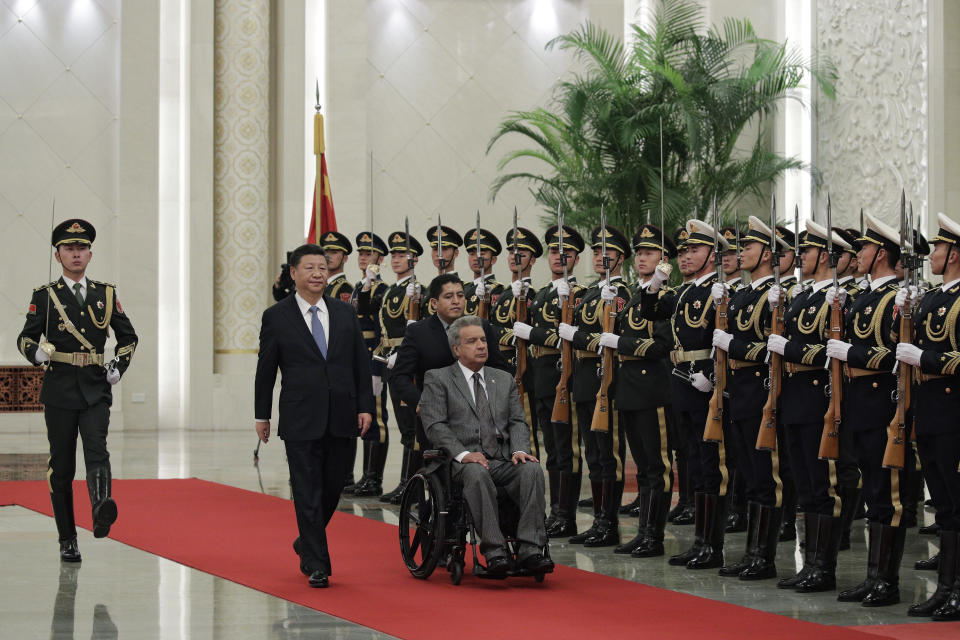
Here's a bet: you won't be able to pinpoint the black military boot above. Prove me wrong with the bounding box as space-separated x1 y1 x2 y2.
584 480 623 547
915 552 940 571
342 438 358 493
778 513 816 589
87 467 117 539
720 501 759 576
933 533 960 621
687 493 727 569
838 486 861 551
862 524 906 607
909 530 957 617
725 472 747 533
619 492 643 517
740 505 782 580
390 449 423 505
353 442 388 496
547 472 580 538
380 446 411 503
779 479 798 541
669 491 704 565
632 491 672 558
615 487 652 554
546 470 560 530
796 514 841 592
51 491 81 562
569 481 603 544
838 521 881 602
669 454 691 523
920 522 942 536
346 441 372 495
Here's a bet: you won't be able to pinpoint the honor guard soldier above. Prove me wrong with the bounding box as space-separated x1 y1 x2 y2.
721 227 744 290
668 226 696 525
374 231 424 504
765 220 850 592
463 228 505 317
18 219 138 561
421 225 462 317
897 213 960 620
599 224 677 557
558 224 631 547
349 232 391 497
642 219 731 570
711 216 786 579
826 214 909 606
834 228 864 300
513 225 585 538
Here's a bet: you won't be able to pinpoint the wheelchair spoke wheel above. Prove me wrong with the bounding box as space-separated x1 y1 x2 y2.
398 472 445 579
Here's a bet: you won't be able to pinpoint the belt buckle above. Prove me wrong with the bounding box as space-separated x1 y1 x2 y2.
72 352 88 366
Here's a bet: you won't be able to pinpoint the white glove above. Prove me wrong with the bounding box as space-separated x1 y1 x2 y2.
600 284 617 303
826 339 852 362
790 284 803 298
712 329 733 352
691 371 713 393
512 322 533 341
711 282 729 303
387 352 398 369
362 266 378 291
106 368 121 385
34 348 50 364
371 375 383 396
767 334 788 355
405 282 420 299
556 279 570 298
648 262 671 293
599 332 620 349
895 343 922 367
895 285 919 309
475 280 486 299
825 286 847 307
767 285 782 311
558 322 576 342
511 280 527 298
406 319 416 326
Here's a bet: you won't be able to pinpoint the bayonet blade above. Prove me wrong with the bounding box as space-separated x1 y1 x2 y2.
659 115 666 259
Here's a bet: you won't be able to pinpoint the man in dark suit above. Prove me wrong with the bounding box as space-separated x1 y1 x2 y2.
419 315 552 575
254 244 374 589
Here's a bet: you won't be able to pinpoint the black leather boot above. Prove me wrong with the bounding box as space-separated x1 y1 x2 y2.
933 532 960 620
779 513 816 589
632 491 671 558
87 467 117 539
915 552 940 571
354 442 388 496
669 492 704 566
547 472 580 538
380 446 411 503
669 453 690 523
779 479 798 541
545 470 560 530
390 449 423 505
569 481 603 544
619 491 643 516
51 491 81 562
909 530 957 617
740 504 781 580
347 441 372 495
920 522 942 536
725 472 747 533
838 521 881 602
584 480 622 547
862 524 906 607
615 487 652 554
687 493 727 569
796 514 841 592
720 501 759 576
838 486 861 551
342 438 358 493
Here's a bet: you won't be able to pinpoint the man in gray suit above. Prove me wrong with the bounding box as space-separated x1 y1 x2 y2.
419 315 552 576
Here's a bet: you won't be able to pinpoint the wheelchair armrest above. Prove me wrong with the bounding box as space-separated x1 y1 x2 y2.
422 449 445 461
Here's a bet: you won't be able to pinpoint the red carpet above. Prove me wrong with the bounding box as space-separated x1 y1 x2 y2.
0 479 921 640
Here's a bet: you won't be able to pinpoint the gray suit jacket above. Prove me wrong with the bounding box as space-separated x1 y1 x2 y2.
420 363 530 461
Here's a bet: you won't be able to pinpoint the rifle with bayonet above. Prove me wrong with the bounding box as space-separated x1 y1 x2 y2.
405 216 420 322
704 196 728 443
474 210 489 320
435 215 446 276
819 194 842 460
591 205 615 434
551 205 574 426
512 207 529 399
883 191 914 469
757 194 782 451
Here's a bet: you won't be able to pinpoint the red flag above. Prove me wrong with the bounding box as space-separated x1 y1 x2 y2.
307 154 337 243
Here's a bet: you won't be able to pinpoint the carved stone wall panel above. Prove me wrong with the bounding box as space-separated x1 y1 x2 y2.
816 0 928 228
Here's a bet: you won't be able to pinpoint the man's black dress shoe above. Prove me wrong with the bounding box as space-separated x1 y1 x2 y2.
519 554 555 573
60 538 81 562
293 537 302 556
920 522 941 535
485 556 510 577
308 570 329 588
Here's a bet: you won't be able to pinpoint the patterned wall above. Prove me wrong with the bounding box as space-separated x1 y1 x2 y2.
816 0 928 228
213 0 270 354
0 0 120 364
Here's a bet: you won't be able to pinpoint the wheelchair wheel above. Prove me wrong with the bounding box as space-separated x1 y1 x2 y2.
398 472 445 579
449 560 464 585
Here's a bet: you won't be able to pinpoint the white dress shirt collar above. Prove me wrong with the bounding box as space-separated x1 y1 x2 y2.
811 279 834 293
694 271 715 286
61 274 87 296
458 362 485 402
871 275 897 291
751 275 773 289
942 278 960 292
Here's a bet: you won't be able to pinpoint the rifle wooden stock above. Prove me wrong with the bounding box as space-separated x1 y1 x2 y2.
883 307 914 469
818 299 843 460
703 294 728 443
514 289 528 398
590 299 617 433
756 304 784 451
551 293 573 424
407 285 420 323
477 297 489 321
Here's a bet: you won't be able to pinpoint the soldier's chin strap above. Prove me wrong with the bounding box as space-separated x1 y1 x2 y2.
694 247 713 276
864 244 882 279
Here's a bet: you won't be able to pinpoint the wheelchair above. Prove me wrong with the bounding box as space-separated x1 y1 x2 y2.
397 450 552 585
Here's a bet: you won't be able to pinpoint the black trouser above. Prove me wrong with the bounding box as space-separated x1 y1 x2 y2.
536 395 580 474
784 421 841 517
677 403 727 496
852 428 914 526
285 435 351 576
621 407 673 494
362 386 391 445
837 422 861 490
728 414 782 507
575 400 620 482
387 379 418 450
917 431 960 530
44 403 111 493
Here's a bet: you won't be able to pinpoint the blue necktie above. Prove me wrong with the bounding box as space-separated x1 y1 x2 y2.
309 305 327 358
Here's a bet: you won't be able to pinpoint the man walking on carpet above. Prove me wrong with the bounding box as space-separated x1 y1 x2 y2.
254 243 374 588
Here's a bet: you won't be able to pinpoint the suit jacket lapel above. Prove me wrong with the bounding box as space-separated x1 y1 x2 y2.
450 364 479 418
283 295 323 358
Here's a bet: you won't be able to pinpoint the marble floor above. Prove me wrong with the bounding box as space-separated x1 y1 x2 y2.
0 427 944 638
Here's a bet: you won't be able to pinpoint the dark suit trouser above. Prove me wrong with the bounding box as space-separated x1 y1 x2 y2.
285 435 351 575
536 395 580 474
45 403 111 493
917 431 960 530
452 457 546 561
784 422 841 517
728 415 781 507
621 407 673 494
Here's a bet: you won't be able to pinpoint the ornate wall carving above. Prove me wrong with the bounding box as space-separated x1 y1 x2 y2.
816 0 928 227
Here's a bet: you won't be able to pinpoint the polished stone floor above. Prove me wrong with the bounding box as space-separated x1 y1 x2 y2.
0 427 943 638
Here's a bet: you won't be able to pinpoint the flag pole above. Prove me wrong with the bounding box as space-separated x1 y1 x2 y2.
313 80 323 243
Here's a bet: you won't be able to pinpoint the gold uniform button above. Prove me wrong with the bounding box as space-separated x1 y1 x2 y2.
812 379 819 386
755 371 761 377
641 369 646 374
947 388 952 394
80 311 84 316
80 328 85 333
872 382 878 388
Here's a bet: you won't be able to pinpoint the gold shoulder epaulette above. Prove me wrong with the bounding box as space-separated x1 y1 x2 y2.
34 280 57 292
88 278 116 288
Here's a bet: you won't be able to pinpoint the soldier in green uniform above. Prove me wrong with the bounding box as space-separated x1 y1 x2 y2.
598 224 676 557
18 219 137 561
463 228 505 318
558 225 632 547
350 232 391 497
512 225 585 538
421 225 462 318
376 231 424 504
668 226 696 525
